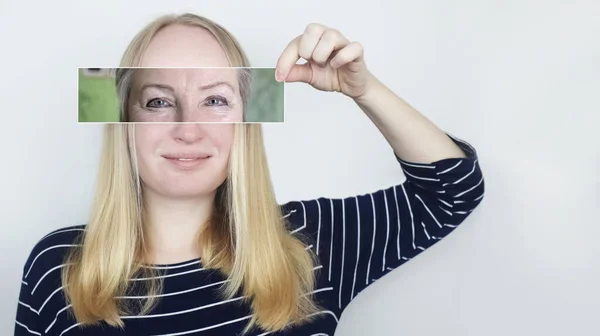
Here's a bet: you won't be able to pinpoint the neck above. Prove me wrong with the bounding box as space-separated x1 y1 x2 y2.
142 189 215 265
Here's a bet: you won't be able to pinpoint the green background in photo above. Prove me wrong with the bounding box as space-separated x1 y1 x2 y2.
245 68 284 122
78 69 120 122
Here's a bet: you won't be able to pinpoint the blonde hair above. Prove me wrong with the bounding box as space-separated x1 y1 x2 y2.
62 13 319 333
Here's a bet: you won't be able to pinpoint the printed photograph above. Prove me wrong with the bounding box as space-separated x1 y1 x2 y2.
78 67 284 123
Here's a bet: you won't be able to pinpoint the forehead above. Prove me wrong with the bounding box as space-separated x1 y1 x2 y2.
134 68 238 87
140 24 231 67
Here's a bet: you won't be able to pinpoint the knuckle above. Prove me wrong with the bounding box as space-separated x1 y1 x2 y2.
323 29 339 42
353 42 364 52
305 23 324 35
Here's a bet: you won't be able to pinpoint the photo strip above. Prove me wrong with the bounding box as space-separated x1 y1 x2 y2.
78 67 285 123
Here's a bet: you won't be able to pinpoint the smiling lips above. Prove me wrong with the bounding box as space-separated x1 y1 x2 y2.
162 152 212 169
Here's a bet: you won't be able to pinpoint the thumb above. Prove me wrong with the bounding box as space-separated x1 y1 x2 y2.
282 63 312 83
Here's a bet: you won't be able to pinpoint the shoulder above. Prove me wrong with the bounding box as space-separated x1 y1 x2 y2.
280 198 332 238
21 225 86 283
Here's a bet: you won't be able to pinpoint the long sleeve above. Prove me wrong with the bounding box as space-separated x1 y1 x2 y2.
15 256 43 335
281 134 484 315
13 226 84 336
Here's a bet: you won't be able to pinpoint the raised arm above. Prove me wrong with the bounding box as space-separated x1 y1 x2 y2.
282 135 484 314
276 23 484 315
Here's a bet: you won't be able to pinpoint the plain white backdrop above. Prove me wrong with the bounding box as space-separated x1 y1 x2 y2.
1 0 599 335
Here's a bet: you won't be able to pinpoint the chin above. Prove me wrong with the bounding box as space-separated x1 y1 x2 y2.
160 181 223 199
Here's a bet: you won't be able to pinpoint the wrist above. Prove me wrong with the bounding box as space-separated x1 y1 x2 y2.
353 72 382 106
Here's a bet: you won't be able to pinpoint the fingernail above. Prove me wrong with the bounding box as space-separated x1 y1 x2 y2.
275 70 283 82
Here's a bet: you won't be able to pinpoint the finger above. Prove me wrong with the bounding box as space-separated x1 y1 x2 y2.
312 29 349 66
284 62 313 83
329 41 364 69
298 23 328 62
275 35 302 82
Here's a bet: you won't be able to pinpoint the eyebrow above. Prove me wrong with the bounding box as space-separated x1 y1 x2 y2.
139 81 236 93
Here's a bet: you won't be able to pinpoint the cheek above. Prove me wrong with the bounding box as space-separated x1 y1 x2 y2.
211 125 235 161
133 125 165 172
233 104 244 122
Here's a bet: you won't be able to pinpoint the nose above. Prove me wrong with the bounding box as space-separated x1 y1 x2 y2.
175 97 198 123
171 123 205 144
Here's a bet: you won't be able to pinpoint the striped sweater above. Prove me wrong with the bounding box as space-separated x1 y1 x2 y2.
15 135 484 336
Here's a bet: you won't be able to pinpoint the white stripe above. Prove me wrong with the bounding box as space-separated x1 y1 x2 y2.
316 199 322 255
39 228 85 242
437 198 453 208
417 246 426 251
366 194 376 285
21 280 28 285
441 208 453 216
290 201 307 234
437 161 462 175
401 185 416 250
117 280 229 299
15 321 41 335
24 244 80 278
415 194 443 228
313 265 323 271
32 264 70 294
455 210 471 215
452 160 478 184
454 200 465 204
45 304 71 334
394 186 402 260
143 259 201 270
454 176 484 198
131 267 205 281
39 286 64 313
403 169 440 182
420 221 431 240
310 334 330 336
338 200 346 309
303 286 334 297
18 301 39 314
399 160 436 169
282 209 297 218
381 191 390 271
350 197 361 301
307 310 339 323
59 322 81 336
148 315 252 336
328 199 334 282
474 194 484 201
305 244 313 250
122 297 245 319
444 224 458 228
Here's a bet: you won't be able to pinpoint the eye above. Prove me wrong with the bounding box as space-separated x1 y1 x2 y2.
205 96 229 107
146 98 172 108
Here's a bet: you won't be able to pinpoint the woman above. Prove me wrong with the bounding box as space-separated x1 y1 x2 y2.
15 13 484 336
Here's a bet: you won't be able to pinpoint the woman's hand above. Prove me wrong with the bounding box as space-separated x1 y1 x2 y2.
275 23 375 101
275 25 466 164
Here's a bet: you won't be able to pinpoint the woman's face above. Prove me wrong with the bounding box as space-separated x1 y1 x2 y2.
128 68 244 123
133 24 236 199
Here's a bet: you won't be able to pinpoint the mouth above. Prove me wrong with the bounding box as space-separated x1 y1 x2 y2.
162 153 212 169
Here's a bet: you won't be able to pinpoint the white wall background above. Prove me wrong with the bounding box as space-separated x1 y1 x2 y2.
1 0 599 335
